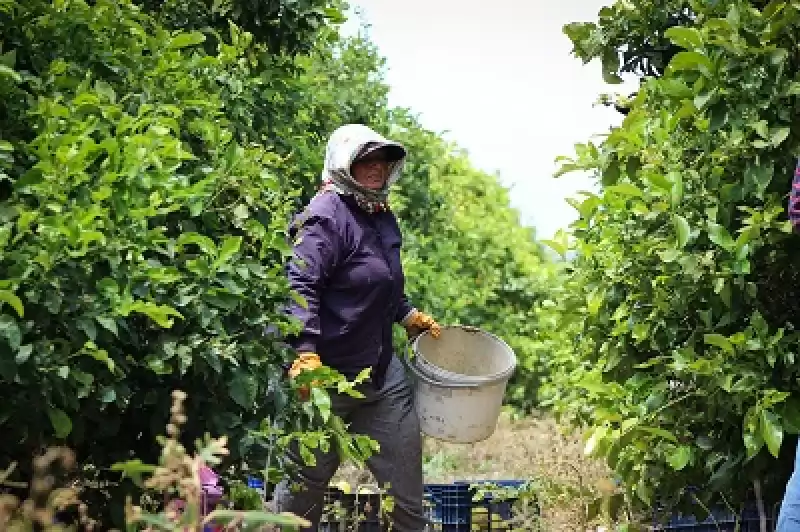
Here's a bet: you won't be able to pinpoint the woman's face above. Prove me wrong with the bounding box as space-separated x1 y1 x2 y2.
351 150 392 190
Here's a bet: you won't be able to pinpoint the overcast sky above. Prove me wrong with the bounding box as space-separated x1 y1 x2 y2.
346 0 639 239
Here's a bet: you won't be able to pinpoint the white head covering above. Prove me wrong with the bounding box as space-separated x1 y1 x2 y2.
320 124 407 213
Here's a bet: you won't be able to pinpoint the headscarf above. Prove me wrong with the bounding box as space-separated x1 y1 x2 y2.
319 124 407 213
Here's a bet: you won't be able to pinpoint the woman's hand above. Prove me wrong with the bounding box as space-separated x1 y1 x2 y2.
289 352 322 401
403 310 442 339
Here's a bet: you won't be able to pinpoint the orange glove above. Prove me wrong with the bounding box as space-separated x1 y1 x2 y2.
403 310 442 339
289 353 322 401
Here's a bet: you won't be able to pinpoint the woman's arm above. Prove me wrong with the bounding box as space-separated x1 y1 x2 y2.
286 214 341 354
789 158 800 233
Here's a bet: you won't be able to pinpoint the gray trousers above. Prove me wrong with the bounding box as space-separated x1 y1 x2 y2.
271 355 426 531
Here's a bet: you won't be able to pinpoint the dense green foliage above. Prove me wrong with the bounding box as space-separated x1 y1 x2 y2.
0 0 546 523
541 0 800 518
0 2 361 522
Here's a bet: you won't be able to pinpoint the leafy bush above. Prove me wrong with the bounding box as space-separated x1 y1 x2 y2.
541 0 800 517
138 0 346 56
0 0 372 523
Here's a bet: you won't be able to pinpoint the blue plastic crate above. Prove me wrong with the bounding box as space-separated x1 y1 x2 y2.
654 505 777 531
465 479 527 519
246 476 264 489
423 480 533 531
424 483 472 531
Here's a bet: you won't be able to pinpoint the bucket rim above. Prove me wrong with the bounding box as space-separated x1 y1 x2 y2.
413 354 501 384
407 354 515 388
409 325 517 382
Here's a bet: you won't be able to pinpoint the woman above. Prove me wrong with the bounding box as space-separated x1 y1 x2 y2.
271 124 441 531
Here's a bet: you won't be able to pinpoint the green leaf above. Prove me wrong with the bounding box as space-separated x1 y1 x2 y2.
311 387 332 423
667 445 692 471
646 172 672 191
0 65 21 82
0 290 23 317
745 161 774 197
0 315 21 350
177 232 217 256
671 172 684 206
636 426 678 443
704 333 734 354
87 347 115 373
290 290 308 310
96 316 118 337
95 80 116 103
770 127 790 147
781 400 800 434
15 344 32 364
124 301 183 328
636 481 652 505
696 435 714 450
786 82 800 96
541 229 569 258
111 459 156 486
541 240 566 257
601 49 623 84
215 236 242 267
233 204 249 220
228 371 257 409
47 408 72 439
664 27 703 50
210 509 309 528
584 428 604 456
667 51 715 77
587 288 604 316
605 183 643 198
752 120 769 138
761 409 783 458
77 318 97 341
658 249 681 263
673 215 691 248
100 387 117 403
169 32 206 49
708 223 735 250
709 103 728 131
693 90 716 110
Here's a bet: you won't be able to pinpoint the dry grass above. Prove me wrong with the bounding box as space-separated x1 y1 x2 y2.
334 410 622 531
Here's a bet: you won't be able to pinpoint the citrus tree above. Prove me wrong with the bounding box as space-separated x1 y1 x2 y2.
541 0 800 518
0 0 371 523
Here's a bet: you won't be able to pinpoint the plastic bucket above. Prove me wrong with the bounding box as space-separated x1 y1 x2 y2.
407 326 516 444
412 326 516 384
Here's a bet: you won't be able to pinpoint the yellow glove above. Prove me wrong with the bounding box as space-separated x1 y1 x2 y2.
289 352 322 400
404 310 442 339
289 352 322 378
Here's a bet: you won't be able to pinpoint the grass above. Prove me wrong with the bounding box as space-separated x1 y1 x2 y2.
334 410 623 531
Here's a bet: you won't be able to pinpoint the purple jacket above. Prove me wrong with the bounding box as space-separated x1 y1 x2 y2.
790 158 800 232
286 191 414 385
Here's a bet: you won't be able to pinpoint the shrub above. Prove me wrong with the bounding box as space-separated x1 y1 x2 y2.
541 0 800 516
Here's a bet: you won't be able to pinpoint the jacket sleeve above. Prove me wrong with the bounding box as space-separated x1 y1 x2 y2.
790 158 800 234
389 213 416 325
396 294 416 325
286 214 341 353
